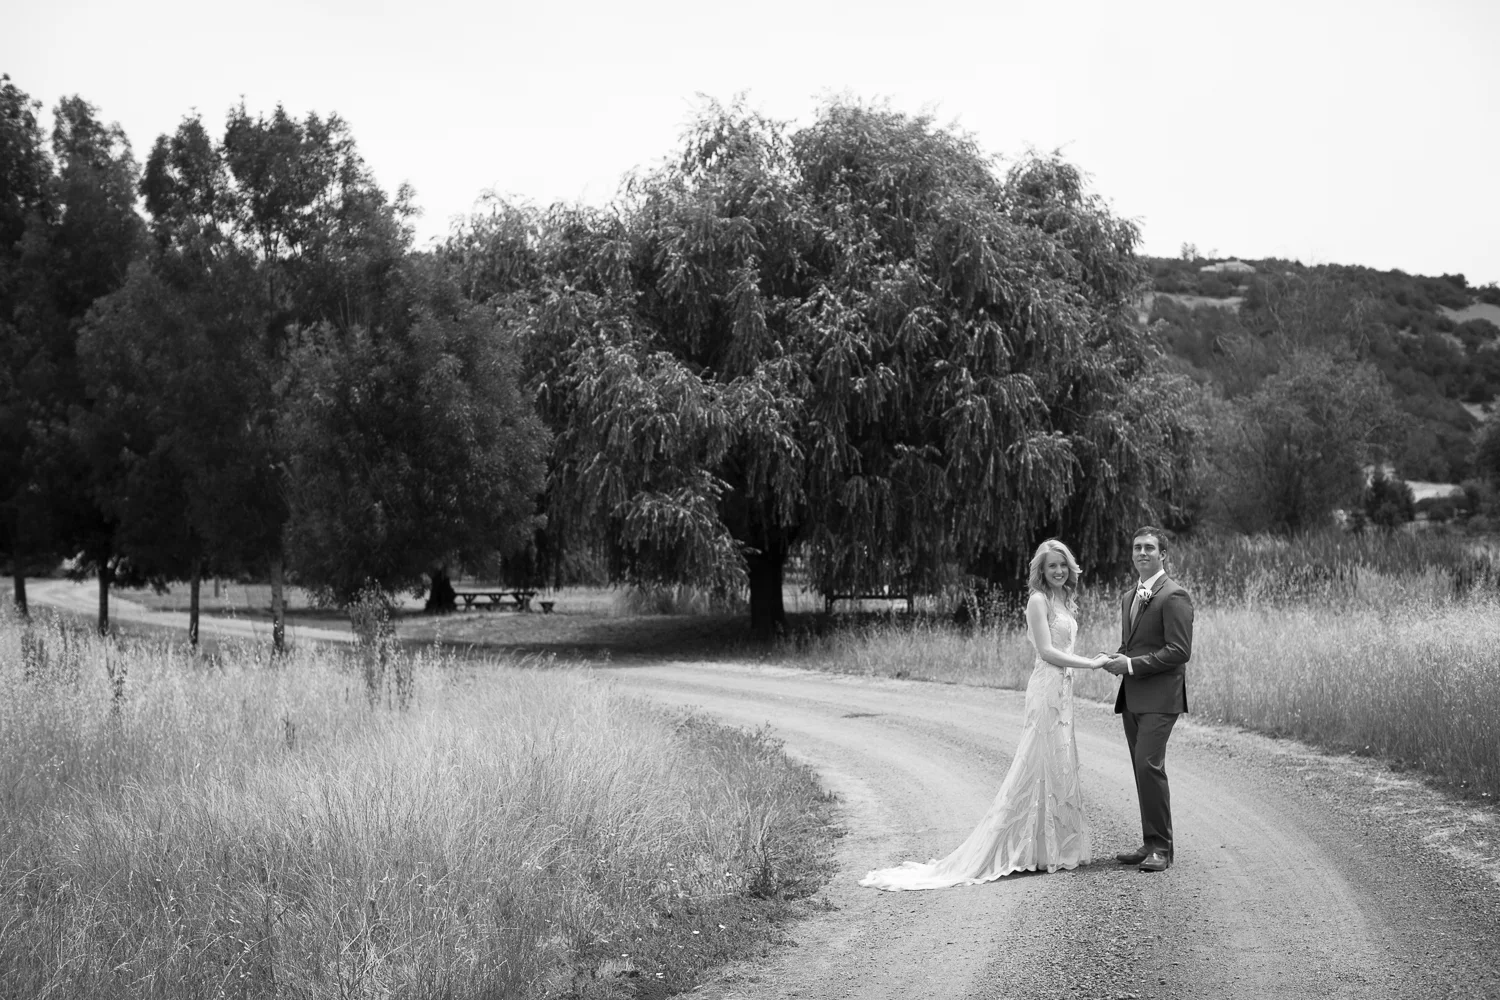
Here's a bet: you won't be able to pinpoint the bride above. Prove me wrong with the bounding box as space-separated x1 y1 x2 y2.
860 539 1107 891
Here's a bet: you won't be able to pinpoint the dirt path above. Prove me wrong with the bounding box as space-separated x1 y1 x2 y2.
26 579 355 646
598 663 1500 1000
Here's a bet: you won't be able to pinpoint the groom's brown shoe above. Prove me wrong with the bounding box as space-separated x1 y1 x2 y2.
1139 851 1170 872
1115 847 1150 865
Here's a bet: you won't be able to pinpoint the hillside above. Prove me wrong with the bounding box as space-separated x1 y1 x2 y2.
1143 256 1500 482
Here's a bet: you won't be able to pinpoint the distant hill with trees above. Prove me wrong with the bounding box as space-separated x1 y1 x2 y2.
1144 253 1500 485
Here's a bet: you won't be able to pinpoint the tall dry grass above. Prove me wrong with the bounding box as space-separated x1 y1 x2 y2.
1190 596 1500 790
1166 529 1498 605
0 609 836 999
785 558 1500 797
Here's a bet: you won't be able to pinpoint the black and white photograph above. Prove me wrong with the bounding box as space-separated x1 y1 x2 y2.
3 0 1499 996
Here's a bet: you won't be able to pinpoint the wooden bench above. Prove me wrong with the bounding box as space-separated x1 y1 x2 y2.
453 589 538 611
824 593 914 613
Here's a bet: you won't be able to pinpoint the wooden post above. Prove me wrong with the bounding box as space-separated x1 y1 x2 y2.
189 561 201 647
269 550 286 654
97 562 112 636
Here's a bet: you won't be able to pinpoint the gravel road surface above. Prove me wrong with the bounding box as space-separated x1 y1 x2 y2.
599 663 1500 1000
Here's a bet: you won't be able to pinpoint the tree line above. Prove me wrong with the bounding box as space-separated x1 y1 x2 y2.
1145 255 1500 535
20 75 1453 640
1149 252 1500 488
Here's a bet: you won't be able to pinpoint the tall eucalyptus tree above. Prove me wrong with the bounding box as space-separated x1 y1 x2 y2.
0 74 53 616
137 109 547 636
138 105 413 648
2 91 144 632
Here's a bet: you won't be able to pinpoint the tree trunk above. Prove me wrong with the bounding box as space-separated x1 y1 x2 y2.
746 546 786 633
7 505 27 618
189 562 201 648
97 562 113 636
425 566 457 613
269 549 286 654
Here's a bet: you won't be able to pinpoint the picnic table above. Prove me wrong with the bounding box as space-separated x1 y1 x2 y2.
453 589 539 611
824 592 914 613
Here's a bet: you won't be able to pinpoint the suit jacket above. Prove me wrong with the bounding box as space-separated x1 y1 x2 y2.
1114 574 1193 715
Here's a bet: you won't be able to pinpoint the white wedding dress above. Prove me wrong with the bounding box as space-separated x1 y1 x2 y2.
860 604 1092 890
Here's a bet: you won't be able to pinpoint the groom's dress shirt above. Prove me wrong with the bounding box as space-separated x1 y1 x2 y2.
1125 569 1167 674
1137 568 1165 595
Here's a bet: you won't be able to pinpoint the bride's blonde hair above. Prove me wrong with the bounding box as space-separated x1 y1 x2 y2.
1027 538 1081 613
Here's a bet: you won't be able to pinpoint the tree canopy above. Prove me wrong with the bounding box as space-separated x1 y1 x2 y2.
1 88 144 629
66 101 548 638
279 303 549 605
498 100 1195 627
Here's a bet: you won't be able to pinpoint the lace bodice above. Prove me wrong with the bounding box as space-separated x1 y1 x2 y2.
1048 605 1077 656
1029 602 1077 665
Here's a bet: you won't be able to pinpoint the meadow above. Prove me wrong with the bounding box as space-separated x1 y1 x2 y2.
0 609 838 1000
785 531 1500 799
11 527 1498 997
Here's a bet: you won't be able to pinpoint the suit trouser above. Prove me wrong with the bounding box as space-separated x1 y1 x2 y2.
1123 710 1178 857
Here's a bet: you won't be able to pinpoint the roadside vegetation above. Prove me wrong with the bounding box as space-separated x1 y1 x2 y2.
0 607 839 999
781 529 1500 799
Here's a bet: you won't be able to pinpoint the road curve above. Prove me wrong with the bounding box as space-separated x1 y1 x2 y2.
26 579 355 645
597 662 1500 1000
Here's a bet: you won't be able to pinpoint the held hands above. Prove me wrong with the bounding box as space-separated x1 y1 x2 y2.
1100 654 1131 676
1087 654 1112 671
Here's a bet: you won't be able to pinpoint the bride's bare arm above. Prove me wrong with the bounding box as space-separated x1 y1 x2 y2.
1025 593 1105 670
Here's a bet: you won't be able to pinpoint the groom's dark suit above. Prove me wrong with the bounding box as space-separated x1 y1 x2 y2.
1115 575 1193 860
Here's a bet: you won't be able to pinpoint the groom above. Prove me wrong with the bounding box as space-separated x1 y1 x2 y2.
1102 526 1193 873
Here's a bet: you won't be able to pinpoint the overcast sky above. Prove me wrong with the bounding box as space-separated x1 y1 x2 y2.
7 0 1498 284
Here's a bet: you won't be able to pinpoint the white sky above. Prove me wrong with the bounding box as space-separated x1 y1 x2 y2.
7 0 1498 284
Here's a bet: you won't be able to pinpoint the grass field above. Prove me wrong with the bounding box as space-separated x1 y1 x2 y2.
0 609 839 999
15 528 1498 994
783 553 1500 799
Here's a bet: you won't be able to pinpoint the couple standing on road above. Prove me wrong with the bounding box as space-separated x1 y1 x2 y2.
860 526 1192 890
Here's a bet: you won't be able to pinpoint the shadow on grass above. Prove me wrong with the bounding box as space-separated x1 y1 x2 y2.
78 602 972 674
399 608 953 666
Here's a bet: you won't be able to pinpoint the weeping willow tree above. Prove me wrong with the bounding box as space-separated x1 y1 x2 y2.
499 98 1195 630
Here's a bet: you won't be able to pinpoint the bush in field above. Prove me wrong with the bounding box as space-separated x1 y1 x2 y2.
1417 495 1460 523
1360 468 1415 531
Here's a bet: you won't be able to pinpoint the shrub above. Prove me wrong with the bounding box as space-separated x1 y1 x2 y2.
1362 469 1415 530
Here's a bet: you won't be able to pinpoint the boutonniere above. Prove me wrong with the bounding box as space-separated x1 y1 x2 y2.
1136 588 1154 608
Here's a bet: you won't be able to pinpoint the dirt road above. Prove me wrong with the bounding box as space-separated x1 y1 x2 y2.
27 579 354 646
599 663 1500 1000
